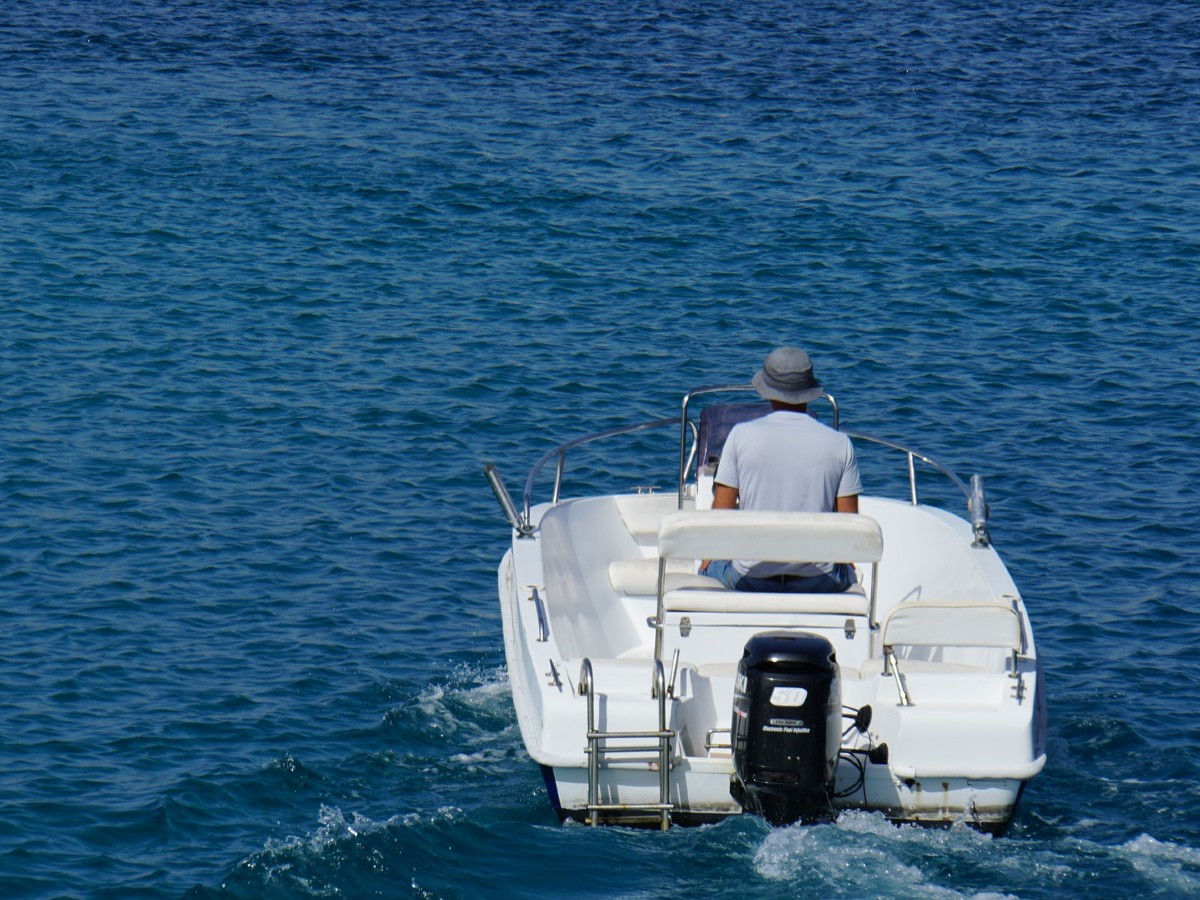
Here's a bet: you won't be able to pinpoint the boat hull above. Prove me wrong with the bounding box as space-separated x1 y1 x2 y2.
497 494 1045 832
539 762 1029 833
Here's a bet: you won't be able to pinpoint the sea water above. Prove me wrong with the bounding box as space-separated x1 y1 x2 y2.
2 1 1198 897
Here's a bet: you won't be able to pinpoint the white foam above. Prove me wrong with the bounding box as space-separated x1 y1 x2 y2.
757 823 939 896
401 665 512 737
261 804 401 857
836 809 993 847
754 813 1016 899
233 806 392 894
1118 833 1200 893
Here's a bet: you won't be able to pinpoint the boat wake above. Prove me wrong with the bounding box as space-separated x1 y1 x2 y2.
754 811 1200 898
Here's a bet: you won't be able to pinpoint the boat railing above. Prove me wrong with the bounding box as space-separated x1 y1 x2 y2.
491 389 990 546
840 430 990 546
518 416 695 527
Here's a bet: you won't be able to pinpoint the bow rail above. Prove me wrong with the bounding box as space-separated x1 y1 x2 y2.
486 389 991 546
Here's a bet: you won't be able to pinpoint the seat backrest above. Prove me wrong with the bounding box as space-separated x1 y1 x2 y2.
651 511 884 660
657 509 883 565
661 587 868 617
696 402 770 471
882 601 1022 652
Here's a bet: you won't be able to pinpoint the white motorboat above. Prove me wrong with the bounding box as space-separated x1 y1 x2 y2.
486 386 1046 833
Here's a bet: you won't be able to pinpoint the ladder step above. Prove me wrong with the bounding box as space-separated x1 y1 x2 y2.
587 803 673 812
586 745 669 756
581 657 674 828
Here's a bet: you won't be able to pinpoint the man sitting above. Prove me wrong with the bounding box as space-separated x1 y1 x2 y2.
700 347 861 593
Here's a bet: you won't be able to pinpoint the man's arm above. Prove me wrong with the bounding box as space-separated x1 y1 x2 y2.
836 494 859 513
712 483 739 510
701 483 739 571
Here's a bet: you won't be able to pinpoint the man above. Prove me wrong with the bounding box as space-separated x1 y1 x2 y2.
700 347 862 593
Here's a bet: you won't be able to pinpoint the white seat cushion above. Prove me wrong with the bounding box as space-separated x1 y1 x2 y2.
658 510 883 565
608 558 723 595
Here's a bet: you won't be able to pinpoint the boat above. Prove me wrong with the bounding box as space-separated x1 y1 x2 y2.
485 385 1046 833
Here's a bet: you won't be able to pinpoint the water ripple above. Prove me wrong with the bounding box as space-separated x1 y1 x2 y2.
2 0 1199 897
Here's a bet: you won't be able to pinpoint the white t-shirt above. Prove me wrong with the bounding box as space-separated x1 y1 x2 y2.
714 410 862 578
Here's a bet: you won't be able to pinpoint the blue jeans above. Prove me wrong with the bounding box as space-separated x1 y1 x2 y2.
700 559 856 593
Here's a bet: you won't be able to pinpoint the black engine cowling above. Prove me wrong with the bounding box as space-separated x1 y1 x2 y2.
730 631 841 825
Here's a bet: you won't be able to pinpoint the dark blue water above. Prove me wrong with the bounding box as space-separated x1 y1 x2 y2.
3 1 1198 897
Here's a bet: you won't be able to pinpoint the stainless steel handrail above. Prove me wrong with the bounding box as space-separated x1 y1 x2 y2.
842 429 991 547
841 429 972 499
579 657 674 829
673 385 984 534
512 388 989 542
521 416 690 525
677 384 749 507
529 587 549 642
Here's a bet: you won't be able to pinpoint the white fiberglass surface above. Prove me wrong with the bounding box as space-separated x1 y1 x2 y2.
537 496 649 659
860 496 1012 617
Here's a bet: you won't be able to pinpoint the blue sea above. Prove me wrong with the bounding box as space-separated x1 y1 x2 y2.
3 1 1199 897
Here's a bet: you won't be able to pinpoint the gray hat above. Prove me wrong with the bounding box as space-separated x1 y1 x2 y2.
752 347 824 405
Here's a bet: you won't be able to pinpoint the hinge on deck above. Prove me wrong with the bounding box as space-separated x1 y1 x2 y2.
679 616 692 638
844 618 856 640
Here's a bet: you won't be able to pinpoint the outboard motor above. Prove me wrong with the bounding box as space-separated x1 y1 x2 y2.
731 631 841 825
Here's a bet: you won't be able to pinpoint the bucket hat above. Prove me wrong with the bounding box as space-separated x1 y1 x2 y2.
752 347 824 405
